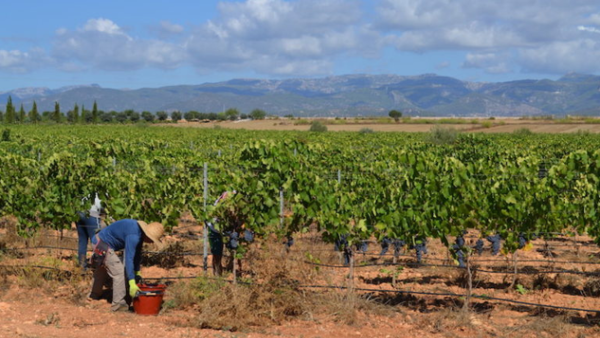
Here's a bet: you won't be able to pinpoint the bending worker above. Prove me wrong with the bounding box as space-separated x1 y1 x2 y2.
88 219 164 312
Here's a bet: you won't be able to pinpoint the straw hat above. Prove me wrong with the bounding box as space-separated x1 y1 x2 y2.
137 221 165 248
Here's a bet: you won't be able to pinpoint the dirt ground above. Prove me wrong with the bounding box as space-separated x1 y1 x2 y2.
2 221 600 338
162 118 600 133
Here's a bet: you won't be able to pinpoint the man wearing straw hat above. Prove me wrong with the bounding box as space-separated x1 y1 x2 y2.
87 219 164 312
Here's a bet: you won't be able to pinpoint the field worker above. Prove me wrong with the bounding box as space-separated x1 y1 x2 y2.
88 219 164 312
207 190 236 276
74 193 104 270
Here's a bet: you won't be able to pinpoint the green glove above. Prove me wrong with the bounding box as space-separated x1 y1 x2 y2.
129 279 140 298
135 271 143 284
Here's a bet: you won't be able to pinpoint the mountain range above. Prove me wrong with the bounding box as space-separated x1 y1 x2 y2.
1 73 600 117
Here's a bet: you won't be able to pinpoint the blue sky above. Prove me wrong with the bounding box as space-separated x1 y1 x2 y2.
1 0 600 91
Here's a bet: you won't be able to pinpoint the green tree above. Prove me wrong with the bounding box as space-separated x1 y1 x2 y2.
18 104 26 123
156 111 168 121
225 108 239 121
129 111 140 122
29 101 39 124
388 109 402 121
184 111 198 121
0 111 4 122
73 103 79 123
309 120 328 132
170 111 182 122
92 101 98 123
141 111 154 122
100 111 113 123
124 109 135 119
5 96 15 124
249 108 266 120
42 111 51 121
216 112 228 121
80 104 87 123
53 101 61 123
115 111 128 123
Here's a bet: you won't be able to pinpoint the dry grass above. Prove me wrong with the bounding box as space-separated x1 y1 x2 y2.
554 273 584 294
142 241 190 269
583 278 600 297
499 315 571 338
163 236 317 330
313 289 396 325
15 256 73 289
427 308 475 334
163 235 396 330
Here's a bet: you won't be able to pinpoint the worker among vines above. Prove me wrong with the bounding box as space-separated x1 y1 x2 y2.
73 194 104 270
87 219 165 312
207 190 239 276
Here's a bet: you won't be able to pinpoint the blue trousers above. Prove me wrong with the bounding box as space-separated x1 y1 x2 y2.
77 217 100 268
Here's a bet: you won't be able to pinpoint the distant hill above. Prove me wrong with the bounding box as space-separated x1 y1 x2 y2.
1 73 599 117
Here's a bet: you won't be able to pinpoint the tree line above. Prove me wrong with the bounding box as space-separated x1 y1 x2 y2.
0 96 269 124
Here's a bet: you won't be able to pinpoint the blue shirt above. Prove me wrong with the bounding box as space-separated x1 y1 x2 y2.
93 219 143 281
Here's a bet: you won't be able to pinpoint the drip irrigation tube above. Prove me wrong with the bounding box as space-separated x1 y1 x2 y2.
298 285 600 314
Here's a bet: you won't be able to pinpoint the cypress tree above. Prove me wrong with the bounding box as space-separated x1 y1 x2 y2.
19 104 26 123
92 101 98 123
81 104 88 123
73 103 79 123
5 96 15 123
30 101 39 124
53 101 61 123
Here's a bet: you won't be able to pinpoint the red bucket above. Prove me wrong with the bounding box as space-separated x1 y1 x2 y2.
132 283 167 316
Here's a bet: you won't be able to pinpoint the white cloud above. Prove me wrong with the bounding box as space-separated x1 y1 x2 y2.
42 1 376 77
3 1 600 79
588 13 600 25
377 0 597 32
148 21 185 40
0 50 28 68
377 0 600 75
389 22 526 51
52 18 185 71
377 0 598 50
83 18 126 36
0 48 49 73
185 0 379 76
377 0 468 29
578 25 600 34
160 21 184 34
519 39 600 74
